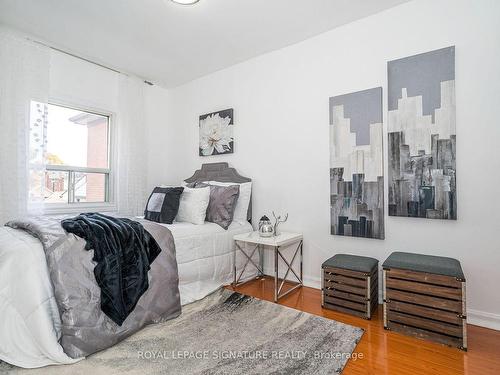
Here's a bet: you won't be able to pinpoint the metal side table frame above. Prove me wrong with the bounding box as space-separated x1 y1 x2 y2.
232 231 303 302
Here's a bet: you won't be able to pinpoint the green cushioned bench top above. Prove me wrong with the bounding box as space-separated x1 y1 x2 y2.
382 251 465 280
322 254 378 274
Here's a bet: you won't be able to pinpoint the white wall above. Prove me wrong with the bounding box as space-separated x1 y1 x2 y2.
149 0 500 329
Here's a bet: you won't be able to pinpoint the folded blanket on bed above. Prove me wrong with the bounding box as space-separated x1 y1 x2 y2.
61 213 161 326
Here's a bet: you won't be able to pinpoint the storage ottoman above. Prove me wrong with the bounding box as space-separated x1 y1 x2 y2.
322 254 379 319
383 251 467 350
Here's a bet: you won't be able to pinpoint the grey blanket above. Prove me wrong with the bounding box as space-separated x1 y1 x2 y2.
6 215 181 359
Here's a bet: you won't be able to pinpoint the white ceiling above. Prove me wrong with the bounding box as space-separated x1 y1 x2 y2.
0 0 410 87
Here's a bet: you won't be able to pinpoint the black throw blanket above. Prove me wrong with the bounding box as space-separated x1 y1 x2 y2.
61 213 161 326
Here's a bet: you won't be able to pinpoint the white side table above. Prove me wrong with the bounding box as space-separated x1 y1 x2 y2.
233 231 303 302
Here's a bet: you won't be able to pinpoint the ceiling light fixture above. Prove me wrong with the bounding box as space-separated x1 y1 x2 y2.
170 0 200 5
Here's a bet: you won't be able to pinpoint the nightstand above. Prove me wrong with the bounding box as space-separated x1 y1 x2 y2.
233 231 303 302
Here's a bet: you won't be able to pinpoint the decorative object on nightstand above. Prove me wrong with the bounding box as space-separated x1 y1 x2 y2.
322 254 379 319
272 211 288 236
258 215 274 237
383 252 467 350
233 231 303 302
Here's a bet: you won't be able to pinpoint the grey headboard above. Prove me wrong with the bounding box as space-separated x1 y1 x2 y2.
184 162 252 223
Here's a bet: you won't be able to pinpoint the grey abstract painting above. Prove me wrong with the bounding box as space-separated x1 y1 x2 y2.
329 87 384 240
388 46 456 220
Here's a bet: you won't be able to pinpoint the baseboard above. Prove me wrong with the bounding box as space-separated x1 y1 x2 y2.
467 309 500 331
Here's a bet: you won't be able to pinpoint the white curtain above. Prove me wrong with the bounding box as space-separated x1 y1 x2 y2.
0 30 50 223
115 75 148 216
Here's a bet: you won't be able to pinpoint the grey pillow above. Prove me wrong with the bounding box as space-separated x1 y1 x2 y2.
192 182 240 229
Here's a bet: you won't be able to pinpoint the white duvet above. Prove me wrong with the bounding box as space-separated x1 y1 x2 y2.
164 221 256 305
0 221 256 368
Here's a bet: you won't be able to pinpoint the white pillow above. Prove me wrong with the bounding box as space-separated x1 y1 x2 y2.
208 181 252 224
176 186 210 225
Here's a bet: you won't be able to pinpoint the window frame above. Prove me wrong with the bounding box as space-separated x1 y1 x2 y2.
41 100 117 215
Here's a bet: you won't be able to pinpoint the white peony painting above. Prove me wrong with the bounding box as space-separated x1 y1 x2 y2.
199 109 234 156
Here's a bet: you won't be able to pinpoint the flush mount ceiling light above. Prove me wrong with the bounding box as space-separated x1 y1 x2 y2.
170 0 200 4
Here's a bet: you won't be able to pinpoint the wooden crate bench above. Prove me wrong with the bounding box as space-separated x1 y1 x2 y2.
322 254 379 319
383 252 467 351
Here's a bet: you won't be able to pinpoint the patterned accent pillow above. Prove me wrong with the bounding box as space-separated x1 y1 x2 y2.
195 183 240 229
144 187 184 224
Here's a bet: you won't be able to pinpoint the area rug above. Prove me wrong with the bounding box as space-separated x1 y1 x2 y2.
0 289 363 375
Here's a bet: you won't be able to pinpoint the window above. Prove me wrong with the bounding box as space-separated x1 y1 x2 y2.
29 102 112 207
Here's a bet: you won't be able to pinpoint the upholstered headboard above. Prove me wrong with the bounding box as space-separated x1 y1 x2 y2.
184 162 252 223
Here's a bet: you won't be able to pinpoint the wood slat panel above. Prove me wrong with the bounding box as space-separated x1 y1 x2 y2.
386 278 462 300
387 300 463 325
324 295 366 312
387 321 462 348
325 280 366 296
323 302 368 319
328 274 367 288
323 267 368 279
386 268 462 287
386 289 462 313
388 311 463 337
324 289 367 303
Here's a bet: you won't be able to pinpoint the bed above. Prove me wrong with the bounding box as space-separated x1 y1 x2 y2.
0 163 258 368
177 162 257 304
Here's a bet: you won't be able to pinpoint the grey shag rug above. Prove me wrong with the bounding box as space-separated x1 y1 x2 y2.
1 289 363 375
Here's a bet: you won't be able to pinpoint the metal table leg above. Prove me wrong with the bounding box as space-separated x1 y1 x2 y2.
273 240 303 302
233 240 264 287
259 245 264 277
274 246 279 302
300 240 303 282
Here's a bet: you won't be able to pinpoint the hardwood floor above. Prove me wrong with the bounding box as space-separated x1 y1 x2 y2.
227 277 500 375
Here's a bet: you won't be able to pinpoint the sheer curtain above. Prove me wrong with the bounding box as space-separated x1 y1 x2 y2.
115 75 148 216
0 29 50 223
0 30 148 221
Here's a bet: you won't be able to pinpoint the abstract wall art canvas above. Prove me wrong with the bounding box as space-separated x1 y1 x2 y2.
199 108 234 156
388 46 456 220
329 87 384 240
